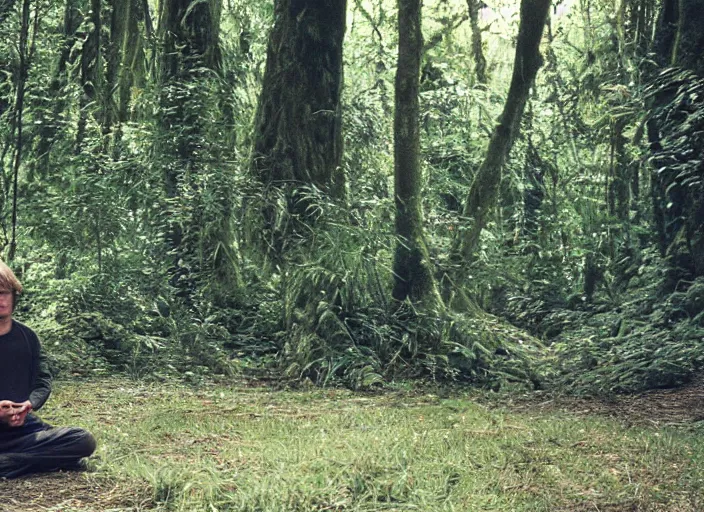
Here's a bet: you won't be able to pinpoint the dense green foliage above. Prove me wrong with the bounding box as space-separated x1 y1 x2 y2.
0 0 702 394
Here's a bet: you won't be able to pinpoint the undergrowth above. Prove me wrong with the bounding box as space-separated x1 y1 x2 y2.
13 186 546 392
263 189 544 390
547 273 704 395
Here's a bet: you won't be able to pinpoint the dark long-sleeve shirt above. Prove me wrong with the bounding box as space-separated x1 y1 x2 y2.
0 321 52 410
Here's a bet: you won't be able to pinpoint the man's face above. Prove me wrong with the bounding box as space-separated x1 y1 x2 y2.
0 290 13 319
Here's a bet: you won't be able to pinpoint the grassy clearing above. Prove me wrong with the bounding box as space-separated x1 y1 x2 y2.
12 379 704 511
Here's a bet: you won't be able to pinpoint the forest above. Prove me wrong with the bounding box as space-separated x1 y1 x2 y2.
1 0 704 509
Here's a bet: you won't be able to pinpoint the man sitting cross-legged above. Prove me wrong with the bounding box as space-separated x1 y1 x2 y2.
0 259 96 479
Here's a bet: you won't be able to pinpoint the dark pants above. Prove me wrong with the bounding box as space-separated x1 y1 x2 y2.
0 415 96 479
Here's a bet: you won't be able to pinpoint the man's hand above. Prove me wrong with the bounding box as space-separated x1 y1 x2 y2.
0 399 31 427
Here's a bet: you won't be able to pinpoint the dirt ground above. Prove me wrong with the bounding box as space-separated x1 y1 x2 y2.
0 470 154 511
501 376 704 428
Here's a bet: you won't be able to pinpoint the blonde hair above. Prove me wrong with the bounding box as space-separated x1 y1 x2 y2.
0 259 22 295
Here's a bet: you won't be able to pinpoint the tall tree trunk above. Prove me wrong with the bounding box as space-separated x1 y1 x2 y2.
453 0 551 264
610 118 630 223
606 116 632 276
75 0 102 153
32 0 81 173
142 0 152 37
649 0 704 281
249 0 347 257
522 142 546 238
104 0 129 146
107 0 144 155
158 0 221 78
158 0 239 299
158 0 222 213
392 0 442 306
9 0 31 261
467 0 487 84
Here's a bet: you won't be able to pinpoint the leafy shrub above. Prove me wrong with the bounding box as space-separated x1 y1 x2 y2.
270 193 543 389
548 274 704 395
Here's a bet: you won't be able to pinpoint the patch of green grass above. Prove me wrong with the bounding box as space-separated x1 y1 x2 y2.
38 380 704 511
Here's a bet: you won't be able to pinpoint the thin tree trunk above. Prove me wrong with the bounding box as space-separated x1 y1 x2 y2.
9 0 31 261
453 0 551 264
467 0 487 84
392 0 442 306
606 117 630 261
114 1 143 151
142 0 153 38
612 118 629 222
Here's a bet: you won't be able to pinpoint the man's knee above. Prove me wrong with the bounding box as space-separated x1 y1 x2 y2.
75 429 97 457
64 428 96 458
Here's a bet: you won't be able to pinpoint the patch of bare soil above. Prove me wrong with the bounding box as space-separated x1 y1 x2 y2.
503 377 704 427
0 471 153 512
555 503 690 512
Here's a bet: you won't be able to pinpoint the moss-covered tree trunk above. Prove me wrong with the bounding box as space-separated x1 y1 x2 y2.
158 0 221 79
32 0 81 173
8 0 32 261
104 0 128 142
105 0 144 153
250 0 347 257
157 0 240 299
609 118 630 223
392 0 442 306
467 0 487 84
522 141 546 238
453 0 551 264
114 0 144 154
158 0 221 204
158 0 221 202
649 0 704 280
75 0 102 153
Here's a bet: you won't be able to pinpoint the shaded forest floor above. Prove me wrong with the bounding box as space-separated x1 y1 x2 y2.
2 378 703 511
492 376 704 428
